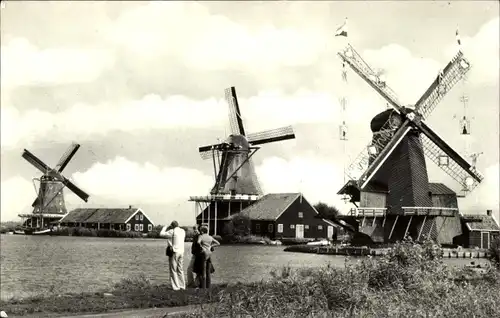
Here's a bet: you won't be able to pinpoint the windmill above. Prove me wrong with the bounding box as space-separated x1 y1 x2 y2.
19 143 89 233
336 44 484 244
190 86 296 235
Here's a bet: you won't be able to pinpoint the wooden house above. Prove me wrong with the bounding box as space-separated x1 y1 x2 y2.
227 193 338 240
455 210 500 249
59 206 154 233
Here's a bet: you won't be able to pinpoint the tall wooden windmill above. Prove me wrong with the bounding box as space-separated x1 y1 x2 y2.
190 86 296 235
19 143 89 234
336 44 484 244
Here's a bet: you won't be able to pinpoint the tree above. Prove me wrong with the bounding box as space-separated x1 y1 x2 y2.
314 202 341 220
223 214 251 237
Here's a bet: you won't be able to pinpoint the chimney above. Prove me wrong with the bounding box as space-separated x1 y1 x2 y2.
486 210 492 216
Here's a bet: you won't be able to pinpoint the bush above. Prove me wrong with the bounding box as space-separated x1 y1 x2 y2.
489 236 500 268
51 227 142 238
223 214 251 237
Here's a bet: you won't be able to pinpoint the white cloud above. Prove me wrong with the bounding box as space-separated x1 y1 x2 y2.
256 155 351 213
0 176 36 222
0 37 114 88
72 157 213 204
1 89 377 150
106 2 325 71
459 162 499 217
444 17 499 86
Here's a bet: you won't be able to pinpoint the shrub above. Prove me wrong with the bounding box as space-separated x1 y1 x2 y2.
489 236 500 268
223 214 251 237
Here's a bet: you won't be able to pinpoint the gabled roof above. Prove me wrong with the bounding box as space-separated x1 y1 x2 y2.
60 208 153 225
462 213 500 232
232 193 301 221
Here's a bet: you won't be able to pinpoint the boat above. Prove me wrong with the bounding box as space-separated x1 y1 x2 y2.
306 239 330 246
14 229 26 235
13 227 53 235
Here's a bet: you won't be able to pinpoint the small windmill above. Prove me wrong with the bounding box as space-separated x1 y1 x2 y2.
198 87 296 195
336 43 484 243
20 143 89 231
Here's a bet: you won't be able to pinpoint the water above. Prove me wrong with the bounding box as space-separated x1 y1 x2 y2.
0 235 489 301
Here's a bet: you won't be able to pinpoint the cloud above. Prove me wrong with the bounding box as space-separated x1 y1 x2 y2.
2 89 378 150
459 162 499 215
0 176 36 221
72 157 213 205
444 17 499 86
256 155 350 212
0 37 114 88
106 2 325 71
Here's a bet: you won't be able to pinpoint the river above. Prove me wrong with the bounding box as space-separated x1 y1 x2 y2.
0 234 489 300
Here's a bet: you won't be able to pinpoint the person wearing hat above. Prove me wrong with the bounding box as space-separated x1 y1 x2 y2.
160 220 186 290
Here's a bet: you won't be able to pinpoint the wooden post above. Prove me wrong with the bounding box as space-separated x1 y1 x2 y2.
403 215 413 239
388 215 399 240
228 201 231 218
382 215 387 227
427 218 435 241
215 201 218 236
372 210 377 227
195 201 198 226
417 215 427 241
208 201 211 235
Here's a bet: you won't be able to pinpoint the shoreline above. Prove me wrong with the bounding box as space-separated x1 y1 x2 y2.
284 244 492 258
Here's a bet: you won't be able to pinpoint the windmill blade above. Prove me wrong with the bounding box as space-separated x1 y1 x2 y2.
199 143 225 160
225 87 246 136
338 44 404 113
414 51 471 119
55 143 80 172
357 120 413 189
62 178 89 202
22 149 52 174
247 126 295 146
417 121 483 191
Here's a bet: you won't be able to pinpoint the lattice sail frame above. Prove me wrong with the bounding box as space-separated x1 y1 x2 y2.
339 45 483 193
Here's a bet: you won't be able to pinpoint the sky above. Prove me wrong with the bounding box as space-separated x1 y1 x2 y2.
1 1 499 226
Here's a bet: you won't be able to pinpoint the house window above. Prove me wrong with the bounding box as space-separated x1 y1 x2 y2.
298 212 303 218
135 214 139 220
139 224 144 231
135 224 139 231
278 224 283 233
140 214 144 221
305 225 309 230
268 224 274 232
318 225 323 230
148 224 152 232
255 224 261 232
290 224 295 229
126 224 131 231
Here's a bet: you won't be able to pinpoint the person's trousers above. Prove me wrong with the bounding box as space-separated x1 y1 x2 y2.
187 256 197 287
169 252 185 290
198 254 212 289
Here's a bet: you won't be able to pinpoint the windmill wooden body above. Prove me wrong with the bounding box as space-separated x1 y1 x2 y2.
18 143 89 234
189 87 295 235
336 44 484 244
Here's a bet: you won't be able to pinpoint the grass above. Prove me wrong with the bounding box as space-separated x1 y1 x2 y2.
2 239 499 317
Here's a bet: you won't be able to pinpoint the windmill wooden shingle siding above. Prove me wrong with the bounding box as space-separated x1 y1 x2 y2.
335 42 484 244
190 86 296 236
227 193 337 240
59 207 154 233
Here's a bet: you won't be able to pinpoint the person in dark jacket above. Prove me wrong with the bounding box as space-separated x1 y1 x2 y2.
194 225 220 288
187 225 201 288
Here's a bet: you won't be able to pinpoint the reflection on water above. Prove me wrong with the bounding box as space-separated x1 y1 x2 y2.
0 235 489 300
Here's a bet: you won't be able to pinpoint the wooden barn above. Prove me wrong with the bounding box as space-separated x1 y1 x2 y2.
454 210 500 249
59 206 154 233
226 193 338 240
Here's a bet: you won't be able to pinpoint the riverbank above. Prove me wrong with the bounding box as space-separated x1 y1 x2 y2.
2 240 499 318
284 244 492 258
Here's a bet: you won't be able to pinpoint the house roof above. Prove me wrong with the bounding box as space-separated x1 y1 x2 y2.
232 193 301 221
462 213 500 232
60 208 153 225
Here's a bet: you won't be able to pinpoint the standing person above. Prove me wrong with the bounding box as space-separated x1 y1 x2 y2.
187 225 201 288
160 221 186 291
195 225 220 288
